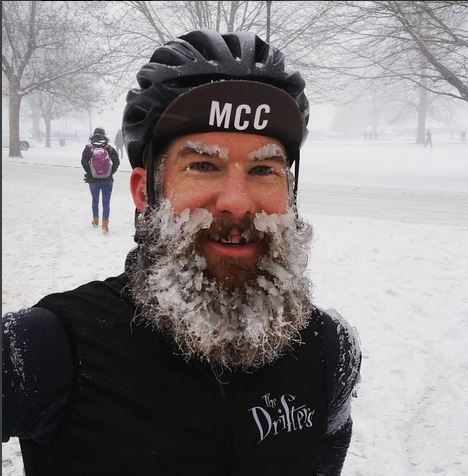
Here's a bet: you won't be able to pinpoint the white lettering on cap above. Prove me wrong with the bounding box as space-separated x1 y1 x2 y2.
208 101 270 131
253 104 270 130
209 101 232 128
234 105 251 130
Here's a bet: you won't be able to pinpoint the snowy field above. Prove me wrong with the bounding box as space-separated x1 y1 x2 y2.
2 139 468 475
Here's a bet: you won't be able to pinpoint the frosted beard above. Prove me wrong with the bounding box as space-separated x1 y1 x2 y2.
128 199 314 370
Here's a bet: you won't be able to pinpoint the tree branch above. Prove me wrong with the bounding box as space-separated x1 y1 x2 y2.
389 1 468 100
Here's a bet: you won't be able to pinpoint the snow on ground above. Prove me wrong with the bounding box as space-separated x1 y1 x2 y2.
2 139 468 475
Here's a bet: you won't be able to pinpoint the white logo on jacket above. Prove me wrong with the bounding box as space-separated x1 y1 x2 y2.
249 393 315 443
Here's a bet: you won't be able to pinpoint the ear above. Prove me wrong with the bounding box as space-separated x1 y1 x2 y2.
130 167 147 213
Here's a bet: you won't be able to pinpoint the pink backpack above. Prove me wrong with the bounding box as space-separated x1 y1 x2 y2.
89 145 112 179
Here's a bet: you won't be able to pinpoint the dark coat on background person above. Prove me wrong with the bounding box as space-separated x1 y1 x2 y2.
81 134 120 183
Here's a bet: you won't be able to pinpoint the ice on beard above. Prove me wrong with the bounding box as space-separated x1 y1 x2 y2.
254 210 295 234
131 200 313 368
154 200 213 244
180 207 213 236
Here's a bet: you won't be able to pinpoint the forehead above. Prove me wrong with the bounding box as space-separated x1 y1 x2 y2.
165 131 286 159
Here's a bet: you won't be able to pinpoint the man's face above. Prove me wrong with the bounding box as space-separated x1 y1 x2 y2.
161 131 289 286
129 131 314 369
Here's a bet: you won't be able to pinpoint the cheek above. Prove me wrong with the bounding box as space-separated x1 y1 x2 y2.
164 180 215 216
254 184 289 214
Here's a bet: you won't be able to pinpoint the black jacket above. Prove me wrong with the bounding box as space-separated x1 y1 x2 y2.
3 274 361 475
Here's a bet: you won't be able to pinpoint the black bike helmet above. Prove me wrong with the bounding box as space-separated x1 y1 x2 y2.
122 28 309 204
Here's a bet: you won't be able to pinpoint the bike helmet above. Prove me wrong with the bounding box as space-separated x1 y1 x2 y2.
122 28 309 204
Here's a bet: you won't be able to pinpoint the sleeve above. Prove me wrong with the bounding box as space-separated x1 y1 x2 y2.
108 145 120 173
315 308 362 475
316 419 353 476
81 145 91 174
2 307 74 443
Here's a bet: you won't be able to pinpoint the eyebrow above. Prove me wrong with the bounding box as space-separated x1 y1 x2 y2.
176 140 287 165
248 144 287 165
178 140 229 160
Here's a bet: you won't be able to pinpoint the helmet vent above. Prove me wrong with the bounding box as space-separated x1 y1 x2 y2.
138 77 152 90
124 106 147 125
184 34 220 62
254 36 270 65
223 34 242 60
151 47 186 66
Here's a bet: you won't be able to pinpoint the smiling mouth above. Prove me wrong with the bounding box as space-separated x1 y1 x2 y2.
209 230 253 245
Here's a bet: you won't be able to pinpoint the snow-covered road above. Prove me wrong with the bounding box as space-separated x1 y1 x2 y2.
300 184 468 225
3 141 468 475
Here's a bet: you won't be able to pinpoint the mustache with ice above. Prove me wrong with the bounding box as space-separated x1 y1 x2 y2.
129 199 313 369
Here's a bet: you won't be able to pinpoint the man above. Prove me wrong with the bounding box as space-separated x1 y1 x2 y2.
81 127 120 233
424 129 433 148
3 29 361 475
114 128 124 158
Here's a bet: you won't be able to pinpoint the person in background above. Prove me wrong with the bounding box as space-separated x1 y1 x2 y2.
115 128 124 158
81 127 120 234
425 129 433 148
3 29 361 475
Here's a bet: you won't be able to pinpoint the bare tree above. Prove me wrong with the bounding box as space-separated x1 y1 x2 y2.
285 1 467 141
87 1 267 77
34 90 70 148
2 1 115 157
167 1 266 33
313 1 468 101
387 1 468 101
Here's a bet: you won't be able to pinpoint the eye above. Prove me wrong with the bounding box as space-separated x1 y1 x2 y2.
187 161 218 172
250 165 276 176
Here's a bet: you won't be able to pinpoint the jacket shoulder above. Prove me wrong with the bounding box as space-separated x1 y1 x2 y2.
35 274 132 321
314 307 361 403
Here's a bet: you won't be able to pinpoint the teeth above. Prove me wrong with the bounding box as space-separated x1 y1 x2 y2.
212 232 254 244
220 235 242 244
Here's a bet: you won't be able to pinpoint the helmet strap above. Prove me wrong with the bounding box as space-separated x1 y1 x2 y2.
133 150 158 244
146 156 156 209
293 153 300 200
143 140 163 210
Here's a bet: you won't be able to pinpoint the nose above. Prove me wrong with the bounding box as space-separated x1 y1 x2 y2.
214 168 256 219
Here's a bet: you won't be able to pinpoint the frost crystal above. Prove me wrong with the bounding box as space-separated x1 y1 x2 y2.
248 144 286 162
186 140 229 160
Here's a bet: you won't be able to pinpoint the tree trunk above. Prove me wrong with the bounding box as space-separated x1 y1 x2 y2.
371 89 379 139
44 115 52 148
416 80 427 144
8 78 22 158
227 1 239 31
216 1 221 31
87 107 93 136
32 110 42 141
266 1 272 42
